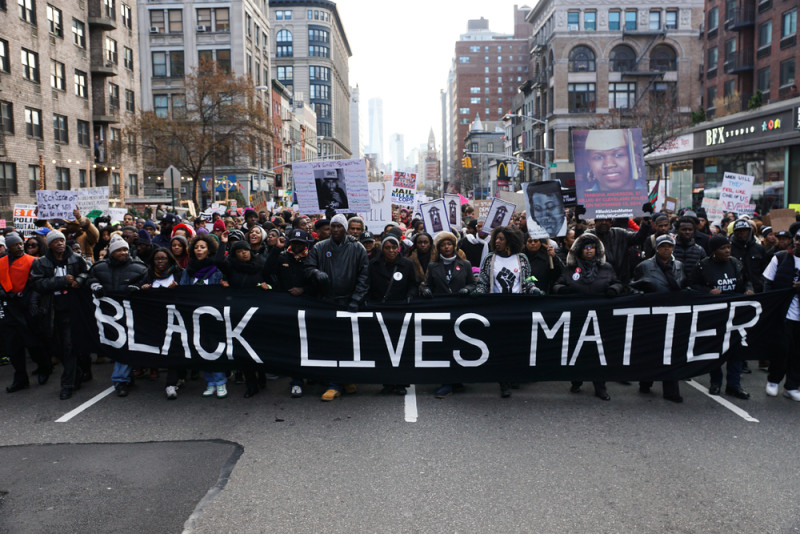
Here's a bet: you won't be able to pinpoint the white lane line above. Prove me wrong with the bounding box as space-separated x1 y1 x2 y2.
404 384 418 423
55 386 116 423
686 380 759 423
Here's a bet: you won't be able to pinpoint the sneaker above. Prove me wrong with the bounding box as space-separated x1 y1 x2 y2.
202 385 215 397
165 386 178 400
343 383 357 394
784 389 800 401
435 385 453 399
115 383 129 397
266 373 280 380
291 385 303 398
765 382 779 397
321 388 341 401
216 384 227 399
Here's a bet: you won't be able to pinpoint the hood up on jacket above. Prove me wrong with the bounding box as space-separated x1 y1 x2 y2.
730 217 755 243
566 232 606 267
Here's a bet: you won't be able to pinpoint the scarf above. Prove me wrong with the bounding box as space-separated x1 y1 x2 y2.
656 256 681 291
153 264 176 280
291 248 309 261
187 257 218 281
440 254 457 264
417 250 431 272
228 256 262 274
578 257 599 282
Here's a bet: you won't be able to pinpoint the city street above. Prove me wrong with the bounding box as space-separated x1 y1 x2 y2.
2 361 800 533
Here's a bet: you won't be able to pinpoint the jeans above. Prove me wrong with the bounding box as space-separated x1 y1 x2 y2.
112 362 131 385
710 360 742 388
204 371 226 386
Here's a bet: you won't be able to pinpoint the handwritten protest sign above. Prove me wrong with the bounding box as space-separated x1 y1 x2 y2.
484 198 516 234
719 172 755 215
472 200 492 220
294 159 370 214
36 190 78 220
75 187 109 218
358 181 392 232
13 204 37 237
108 208 128 222
701 197 725 227
391 171 417 207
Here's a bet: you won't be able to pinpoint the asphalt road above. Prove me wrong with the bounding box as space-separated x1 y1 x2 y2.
1 361 800 534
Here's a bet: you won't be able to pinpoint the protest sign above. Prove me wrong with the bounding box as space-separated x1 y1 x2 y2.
763 208 796 232
251 191 268 213
36 190 79 220
701 197 725 227
108 208 128 222
472 200 492 221
719 172 755 215
663 196 678 213
0 219 5 229
498 191 524 213
75 287 792 384
523 181 566 239
391 171 417 207
572 128 647 219
358 181 392 232
75 187 109 218
294 159 370 214
444 194 462 229
561 187 577 208
419 199 450 235
13 204 37 238
483 198 516 234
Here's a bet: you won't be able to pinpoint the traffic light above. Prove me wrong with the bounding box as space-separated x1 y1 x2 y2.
462 156 472 169
518 161 524 172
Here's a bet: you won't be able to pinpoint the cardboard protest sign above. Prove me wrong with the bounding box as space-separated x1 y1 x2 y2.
358 181 392 232
523 181 566 239
251 191 268 213
483 198 516 234
75 187 109 219
663 196 678 213
472 200 492 220
36 190 79 220
13 204 37 238
763 208 796 232
419 199 450 235
294 159 370 214
391 171 417 207
719 172 755 215
443 194 462 229
572 128 647 219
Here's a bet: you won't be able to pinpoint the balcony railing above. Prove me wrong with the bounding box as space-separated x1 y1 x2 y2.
723 50 754 74
725 5 755 30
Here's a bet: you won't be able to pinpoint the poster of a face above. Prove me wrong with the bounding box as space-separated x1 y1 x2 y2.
443 194 462 229
572 128 647 219
483 198 516 234
524 181 566 239
294 159 370 214
420 199 450 236
314 168 349 211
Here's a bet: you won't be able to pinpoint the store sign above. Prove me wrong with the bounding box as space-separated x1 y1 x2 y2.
649 134 693 157
795 105 800 131
698 109 795 147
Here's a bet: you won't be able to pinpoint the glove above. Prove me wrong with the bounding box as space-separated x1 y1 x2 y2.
127 285 140 293
90 283 104 297
529 287 545 296
421 287 432 299
605 286 620 297
347 301 359 312
457 288 471 297
642 202 654 214
315 271 329 285
575 205 586 216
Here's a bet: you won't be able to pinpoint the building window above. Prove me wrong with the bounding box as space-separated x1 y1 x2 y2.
275 9 291 20
649 10 661 30
50 60 65 90
470 87 481 94
309 66 329 81
625 10 637 30
568 83 595 113
651 82 677 107
77 119 89 146
309 84 329 100
610 45 636 72
314 103 330 119
24 107 41 138
757 66 770 94
665 10 677 29
28 165 38 193
470 97 480 104
308 28 329 42
0 163 17 195
723 79 735 97
167 9 182 33
72 19 85 48
707 86 717 109
152 51 183 77
584 11 596 31
104 0 114 19
759 20 772 50
708 7 719 31
128 174 138 196
214 8 228 31
609 10 620 30
276 29 292 57
277 65 293 81
124 47 133 70
568 45 595 72
567 11 579 30
74 70 87 98
780 58 795 88
216 49 230 73
21 48 39 82
79 169 87 188
55 167 69 189
111 173 120 196
458 56 469 63
609 82 636 109
105 37 117 64
109 83 119 110
0 39 7 72
18 0 35 24
171 94 185 118
154 95 168 118
650 45 677 71
459 107 470 115
782 8 797 39
0 101 12 134
121 3 131 29
487 143 494 152
149 9 164 32
47 4 63 37
309 45 329 58
707 47 718 76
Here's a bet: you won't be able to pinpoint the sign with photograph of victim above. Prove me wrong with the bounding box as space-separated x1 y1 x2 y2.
483 198 516 234
391 171 417 207
293 159 370 214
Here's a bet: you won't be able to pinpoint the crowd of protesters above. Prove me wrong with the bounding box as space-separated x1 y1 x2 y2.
1 200 799 406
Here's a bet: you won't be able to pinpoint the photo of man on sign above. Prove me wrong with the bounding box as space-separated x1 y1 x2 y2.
572 128 647 219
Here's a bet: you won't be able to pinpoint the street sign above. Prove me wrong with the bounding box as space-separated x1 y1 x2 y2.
549 163 557 168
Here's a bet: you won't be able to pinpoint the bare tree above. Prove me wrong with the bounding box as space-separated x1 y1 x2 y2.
132 58 270 208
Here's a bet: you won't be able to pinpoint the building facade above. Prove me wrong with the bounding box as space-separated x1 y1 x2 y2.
421 129 441 196
349 83 360 158
463 115 505 199
0 0 143 218
269 0 352 161
367 96 383 163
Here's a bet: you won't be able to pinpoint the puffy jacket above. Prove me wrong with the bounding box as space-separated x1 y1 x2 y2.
588 225 649 283
422 256 475 295
552 233 626 296
367 255 417 303
88 256 148 296
730 219 768 292
30 248 91 333
630 255 686 293
672 237 706 281
305 235 369 306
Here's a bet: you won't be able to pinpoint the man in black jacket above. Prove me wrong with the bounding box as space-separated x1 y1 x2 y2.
88 235 148 397
691 234 753 399
30 230 90 400
672 216 706 281
589 217 650 283
730 218 769 292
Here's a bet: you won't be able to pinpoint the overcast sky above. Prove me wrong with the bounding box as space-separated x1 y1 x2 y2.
336 0 529 160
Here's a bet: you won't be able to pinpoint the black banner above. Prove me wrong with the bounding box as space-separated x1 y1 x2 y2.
74 288 793 384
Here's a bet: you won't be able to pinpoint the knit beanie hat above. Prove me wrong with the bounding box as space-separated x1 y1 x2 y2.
330 214 348 228
46 230 66 247
108 235 129 254
4 232 23 247
709 234 729 252
212 219 226 232
136 229 151 244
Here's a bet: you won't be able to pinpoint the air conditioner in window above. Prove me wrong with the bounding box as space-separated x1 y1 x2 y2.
149 26 160 33
197 25 209 32
568 24 579 31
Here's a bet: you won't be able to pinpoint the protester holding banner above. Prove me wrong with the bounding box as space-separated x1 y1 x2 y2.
730 219 768 293
588 217 650 283
691 234 753 399
522 237 563 294
170 235 190 270
407 232 433 286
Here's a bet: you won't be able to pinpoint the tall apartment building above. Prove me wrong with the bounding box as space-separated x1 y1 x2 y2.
270 0 352 160
446 7 532 194
137 0 271 203
0 0 143 218
389 132 404 171
367 96 383 163
524 0 705 187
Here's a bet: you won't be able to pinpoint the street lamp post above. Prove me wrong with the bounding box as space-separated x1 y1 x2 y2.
503 113 551 181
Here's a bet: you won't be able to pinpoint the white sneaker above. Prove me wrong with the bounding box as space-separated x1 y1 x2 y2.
216 384 228 398
291 385 303 398
766 382 779 397
783 389 800 401
202 385 215 397
165 386 178 399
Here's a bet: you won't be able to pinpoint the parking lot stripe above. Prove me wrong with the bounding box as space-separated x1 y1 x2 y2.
405 385 418 423
55 386 116 423
686 380 759 423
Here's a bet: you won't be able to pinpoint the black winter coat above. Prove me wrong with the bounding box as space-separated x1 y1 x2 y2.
268 250 311 293
690 256 751 294
422 257 475 295
30 248 90 335
589 226 649 283
87 256 148 296
367 256 417 303
305 235 369 306
672 238 706 280
553 261 624 296
524 249 563 294
730 237 768 292
221 254 267 288
631 256 686 293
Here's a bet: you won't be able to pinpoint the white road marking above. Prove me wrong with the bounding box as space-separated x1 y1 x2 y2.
404 384 418 423
55 386 116 423
686 380 759 423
